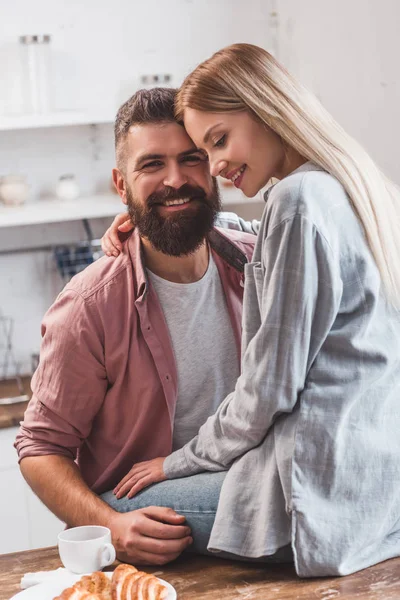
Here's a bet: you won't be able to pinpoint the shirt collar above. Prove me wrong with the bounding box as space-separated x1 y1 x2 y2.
127 226 249 300
263 161 325 203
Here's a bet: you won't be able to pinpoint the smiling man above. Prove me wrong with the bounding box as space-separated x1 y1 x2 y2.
15 88 257 566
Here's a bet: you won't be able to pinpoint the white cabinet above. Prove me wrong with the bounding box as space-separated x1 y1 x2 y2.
0 427 64 554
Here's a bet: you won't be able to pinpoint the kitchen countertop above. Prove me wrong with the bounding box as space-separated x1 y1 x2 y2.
2 546 400 600
0 377 31 429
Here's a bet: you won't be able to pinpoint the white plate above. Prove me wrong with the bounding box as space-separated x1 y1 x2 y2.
10 570 177 600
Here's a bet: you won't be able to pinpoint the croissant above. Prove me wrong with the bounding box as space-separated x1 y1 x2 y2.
128 572 167 600
53 564 167 600
54 586 101 600
112 564 167 600
76 571 112 598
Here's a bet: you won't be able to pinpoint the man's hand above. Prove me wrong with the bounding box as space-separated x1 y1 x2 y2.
101 213 133 257
110 507 192 565
113 457 167 499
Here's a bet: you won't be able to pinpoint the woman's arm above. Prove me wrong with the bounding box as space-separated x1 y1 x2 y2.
215 211 260 235
165 215 342 478
101 213 133 256
101 211 260 256
114 212 343 496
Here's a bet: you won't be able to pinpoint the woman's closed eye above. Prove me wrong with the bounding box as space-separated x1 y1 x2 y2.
213 134 226 148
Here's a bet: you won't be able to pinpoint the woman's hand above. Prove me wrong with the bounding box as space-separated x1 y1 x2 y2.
113 457 167 499
101 213 134 257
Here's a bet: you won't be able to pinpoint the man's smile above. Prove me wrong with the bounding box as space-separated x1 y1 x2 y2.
157 198 196 213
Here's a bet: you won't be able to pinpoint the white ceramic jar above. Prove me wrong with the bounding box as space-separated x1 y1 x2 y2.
55 174 80 201
0 175 29 206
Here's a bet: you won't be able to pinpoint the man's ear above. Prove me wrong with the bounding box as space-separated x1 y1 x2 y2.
112 168 128 205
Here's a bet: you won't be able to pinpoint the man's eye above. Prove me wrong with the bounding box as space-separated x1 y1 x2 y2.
182 155 205 164
142 161 163 169
213 135 226 148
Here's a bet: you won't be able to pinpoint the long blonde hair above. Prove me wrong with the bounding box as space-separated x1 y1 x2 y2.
176 43 400 308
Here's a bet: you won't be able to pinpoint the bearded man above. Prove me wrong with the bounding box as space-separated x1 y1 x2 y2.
15 88 256 566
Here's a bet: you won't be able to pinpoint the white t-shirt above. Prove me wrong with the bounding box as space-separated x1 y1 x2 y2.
147 253 240 450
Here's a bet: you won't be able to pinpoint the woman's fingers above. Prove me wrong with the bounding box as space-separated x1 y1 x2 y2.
115 474 144 499
118 218 134 232
127 474 158 498
114 466 149 496
114 458 166 498
101 213 131 256
101 229 120 256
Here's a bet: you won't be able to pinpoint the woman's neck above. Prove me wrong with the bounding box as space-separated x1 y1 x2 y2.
276 148 308 180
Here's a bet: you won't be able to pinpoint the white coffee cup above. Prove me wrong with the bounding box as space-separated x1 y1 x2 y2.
58 525 116 574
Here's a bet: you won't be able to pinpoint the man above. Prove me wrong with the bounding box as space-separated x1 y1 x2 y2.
15 88 257 565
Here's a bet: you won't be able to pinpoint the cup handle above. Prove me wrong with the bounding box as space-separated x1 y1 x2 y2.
101 543 116 568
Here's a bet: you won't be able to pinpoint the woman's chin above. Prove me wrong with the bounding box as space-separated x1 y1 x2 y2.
241 184 260 199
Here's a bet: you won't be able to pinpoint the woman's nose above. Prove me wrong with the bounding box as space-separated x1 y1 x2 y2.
209 157 228 178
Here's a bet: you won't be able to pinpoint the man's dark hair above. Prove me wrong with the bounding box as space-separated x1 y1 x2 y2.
114 87 178 169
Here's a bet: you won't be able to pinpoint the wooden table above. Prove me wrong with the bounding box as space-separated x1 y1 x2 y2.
0 376 31 429
2 546 400 599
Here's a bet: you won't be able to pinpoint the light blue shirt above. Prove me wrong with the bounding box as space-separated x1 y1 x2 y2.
164 162 400 576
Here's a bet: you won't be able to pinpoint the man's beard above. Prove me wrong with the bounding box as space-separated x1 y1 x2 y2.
126 180 221 256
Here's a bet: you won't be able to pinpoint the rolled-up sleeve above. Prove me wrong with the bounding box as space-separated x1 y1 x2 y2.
15 289 107 461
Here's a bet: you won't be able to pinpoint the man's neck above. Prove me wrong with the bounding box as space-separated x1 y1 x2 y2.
141 237 209 283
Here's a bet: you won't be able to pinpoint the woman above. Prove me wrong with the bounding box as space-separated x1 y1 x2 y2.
102 44 400 577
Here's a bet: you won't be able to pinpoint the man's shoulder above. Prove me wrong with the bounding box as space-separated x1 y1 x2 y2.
63 249 134 304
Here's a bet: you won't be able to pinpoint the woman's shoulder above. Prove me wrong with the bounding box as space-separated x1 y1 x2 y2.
265 163 350 230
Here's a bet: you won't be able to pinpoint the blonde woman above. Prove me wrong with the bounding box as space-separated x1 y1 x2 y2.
102 44 400 577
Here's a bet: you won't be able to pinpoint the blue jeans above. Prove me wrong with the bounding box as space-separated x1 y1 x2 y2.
101 471 292 563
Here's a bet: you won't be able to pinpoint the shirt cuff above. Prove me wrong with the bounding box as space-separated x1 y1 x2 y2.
163 448 194 479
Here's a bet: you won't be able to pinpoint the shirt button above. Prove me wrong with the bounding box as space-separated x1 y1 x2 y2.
166 375 170 381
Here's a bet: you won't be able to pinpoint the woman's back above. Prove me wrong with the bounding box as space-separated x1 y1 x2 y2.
245 161 400 574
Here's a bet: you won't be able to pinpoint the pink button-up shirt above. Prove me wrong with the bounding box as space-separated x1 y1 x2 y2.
15 228 255 493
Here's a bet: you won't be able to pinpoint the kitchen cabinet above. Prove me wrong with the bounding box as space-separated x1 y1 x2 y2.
0 195 123 229
0 111 114 132
0 427 64 554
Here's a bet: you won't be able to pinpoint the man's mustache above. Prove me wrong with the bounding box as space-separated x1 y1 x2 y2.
146 184 207 208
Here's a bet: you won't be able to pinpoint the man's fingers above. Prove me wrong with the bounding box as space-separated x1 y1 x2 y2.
134 531 193 557
137 518 191 540
112 507 192 567
142 506 188 524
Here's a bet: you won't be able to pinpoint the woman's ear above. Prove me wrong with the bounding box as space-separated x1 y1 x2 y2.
112 168 128 205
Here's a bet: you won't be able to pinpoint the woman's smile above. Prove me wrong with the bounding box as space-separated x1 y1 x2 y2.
183 108 288 197
224 164 247 188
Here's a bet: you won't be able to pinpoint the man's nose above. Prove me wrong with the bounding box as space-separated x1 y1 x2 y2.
209 157 228 178
163 164 188 189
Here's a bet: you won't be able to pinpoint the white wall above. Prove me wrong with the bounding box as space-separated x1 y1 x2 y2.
0 0 399 376
276 0 400 180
